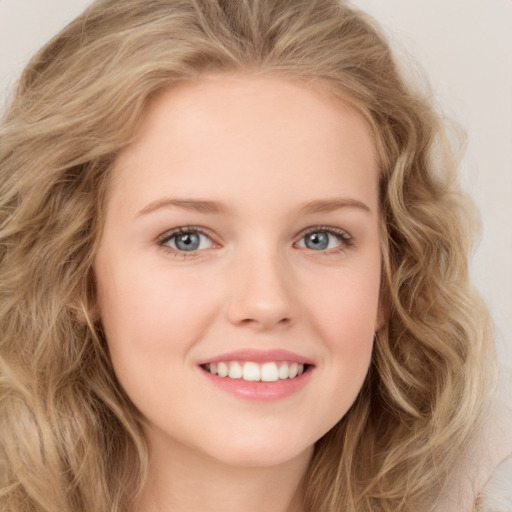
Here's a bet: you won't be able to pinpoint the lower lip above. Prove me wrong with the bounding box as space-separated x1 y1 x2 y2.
200 367 313 401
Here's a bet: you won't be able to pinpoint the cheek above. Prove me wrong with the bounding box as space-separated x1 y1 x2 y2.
317 292 375 377
95 259 225 418
96 256 221 362
307 264 381 342
303 264 379 397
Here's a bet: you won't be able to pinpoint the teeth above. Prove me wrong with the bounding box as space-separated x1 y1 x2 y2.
217 362 228 377
204 361 306 381
228 361 243 379
261 362 279 382
243 362 260 381
278 362 289 380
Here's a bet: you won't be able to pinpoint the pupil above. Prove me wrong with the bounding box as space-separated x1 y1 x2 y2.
176 233 200 251
306 232 328 250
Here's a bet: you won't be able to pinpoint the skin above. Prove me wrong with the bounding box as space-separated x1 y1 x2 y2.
94 73 383 512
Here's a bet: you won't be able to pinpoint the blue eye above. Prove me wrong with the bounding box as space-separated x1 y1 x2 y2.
297 227 351 252
158 225 352 256
159 228 214 252
304 232 330 250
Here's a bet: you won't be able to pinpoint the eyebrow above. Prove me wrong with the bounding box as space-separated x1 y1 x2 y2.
298 198 371 215
135 197 371 218
136 198 230 217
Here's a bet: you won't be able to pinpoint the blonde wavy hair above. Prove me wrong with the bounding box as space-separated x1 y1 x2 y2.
0 0 495 511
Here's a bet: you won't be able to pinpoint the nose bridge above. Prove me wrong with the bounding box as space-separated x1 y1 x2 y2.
226 238 296 329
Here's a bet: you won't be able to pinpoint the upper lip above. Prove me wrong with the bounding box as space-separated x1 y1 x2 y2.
197 348 315 366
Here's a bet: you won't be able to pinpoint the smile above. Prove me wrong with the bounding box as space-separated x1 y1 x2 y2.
197 349 315 400
201 361 308 382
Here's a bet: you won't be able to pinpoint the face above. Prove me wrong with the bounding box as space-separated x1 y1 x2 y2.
94 74 382 469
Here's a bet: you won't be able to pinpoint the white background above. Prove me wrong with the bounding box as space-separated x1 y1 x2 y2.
1 0 511 365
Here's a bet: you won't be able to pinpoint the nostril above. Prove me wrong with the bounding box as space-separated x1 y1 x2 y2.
237 316 292 329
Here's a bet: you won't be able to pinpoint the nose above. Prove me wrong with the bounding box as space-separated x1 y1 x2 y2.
225 248 297 331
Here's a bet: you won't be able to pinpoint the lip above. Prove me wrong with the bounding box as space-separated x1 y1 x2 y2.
199 365 313 401
196 348 315 366
197 348 315 401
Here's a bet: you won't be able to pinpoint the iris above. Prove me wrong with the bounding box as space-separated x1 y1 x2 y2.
304 232 330 250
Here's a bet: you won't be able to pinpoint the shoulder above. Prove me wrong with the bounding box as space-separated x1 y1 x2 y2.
474 455 512 512
472 360 512 512
437 362 512 511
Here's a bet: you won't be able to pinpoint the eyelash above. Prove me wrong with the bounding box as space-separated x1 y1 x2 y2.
157 226 216 258
299 225 354 253
156 225 353 258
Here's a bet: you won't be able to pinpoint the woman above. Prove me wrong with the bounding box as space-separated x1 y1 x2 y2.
0 1 498 510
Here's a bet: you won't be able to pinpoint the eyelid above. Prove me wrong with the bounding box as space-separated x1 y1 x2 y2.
295 225 354 252
156 224 354 257
157 225 219 251
297 225 352 240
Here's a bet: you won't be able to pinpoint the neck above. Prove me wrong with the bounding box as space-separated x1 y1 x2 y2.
134 434 313 512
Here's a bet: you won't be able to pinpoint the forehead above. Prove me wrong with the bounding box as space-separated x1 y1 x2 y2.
109 73 378 214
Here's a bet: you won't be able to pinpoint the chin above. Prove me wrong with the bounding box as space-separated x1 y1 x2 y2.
199 429 315 469
210 443 313 469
